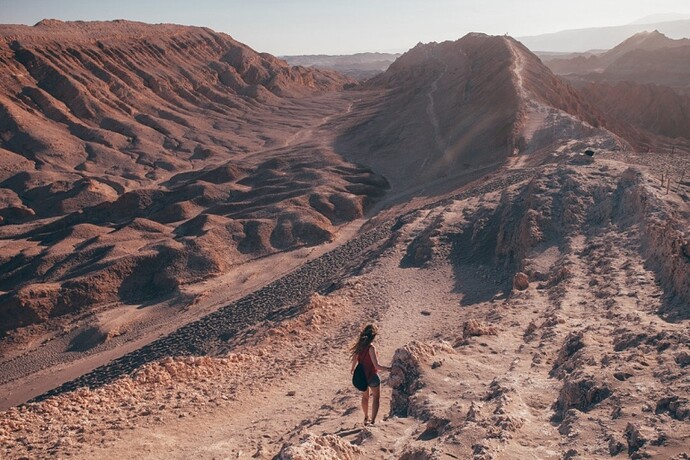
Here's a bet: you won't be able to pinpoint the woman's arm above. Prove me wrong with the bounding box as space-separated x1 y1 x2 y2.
369 345 391 371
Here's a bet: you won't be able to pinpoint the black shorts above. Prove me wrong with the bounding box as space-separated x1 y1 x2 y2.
368 374 380 388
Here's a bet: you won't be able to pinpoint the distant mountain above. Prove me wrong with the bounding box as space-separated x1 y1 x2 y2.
545 30 690 73
630 13 690 24
519 19 690 52
282 52 400 80
542 31 690 94
602 29 690 62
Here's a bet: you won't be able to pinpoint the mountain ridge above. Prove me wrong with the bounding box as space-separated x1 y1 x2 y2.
519 18 690 52
337 34 623 189
545 30 690 74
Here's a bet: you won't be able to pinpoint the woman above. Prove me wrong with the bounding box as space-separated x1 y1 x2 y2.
350 324 391 425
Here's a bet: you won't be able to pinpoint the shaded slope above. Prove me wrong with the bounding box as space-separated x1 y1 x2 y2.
579 81 690 149
601 45 690 93
341 33 520 188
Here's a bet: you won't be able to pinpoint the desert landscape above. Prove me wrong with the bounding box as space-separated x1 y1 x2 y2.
283 53 401 81
0 7 689 460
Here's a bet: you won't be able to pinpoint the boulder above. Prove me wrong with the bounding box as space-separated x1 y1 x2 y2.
553 372 612 422
462 319 497 339
512 272 529 291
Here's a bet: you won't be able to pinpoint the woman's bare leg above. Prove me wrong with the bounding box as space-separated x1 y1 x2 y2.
361 390 369 424
370 386 381 424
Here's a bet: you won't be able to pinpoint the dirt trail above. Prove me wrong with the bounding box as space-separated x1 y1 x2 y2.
69 199 469 460
506 37 528 102
506 36 537 169
424 62 449 164
506 36 547 145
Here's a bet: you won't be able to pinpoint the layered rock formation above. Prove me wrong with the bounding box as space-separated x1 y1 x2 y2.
579 81 690 150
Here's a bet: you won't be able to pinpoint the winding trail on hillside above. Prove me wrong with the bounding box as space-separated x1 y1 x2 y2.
506 37 528 102
425 63 449 163
505 36 552 168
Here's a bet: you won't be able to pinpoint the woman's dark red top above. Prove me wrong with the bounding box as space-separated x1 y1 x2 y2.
358 345 377 382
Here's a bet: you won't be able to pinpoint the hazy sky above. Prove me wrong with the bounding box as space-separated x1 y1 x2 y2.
2 0 690 54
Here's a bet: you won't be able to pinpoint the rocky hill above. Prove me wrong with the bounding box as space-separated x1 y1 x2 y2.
541 31 690 151
579 81 690 149
546 30 690 74
337 34 623 189
0 20 387 338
